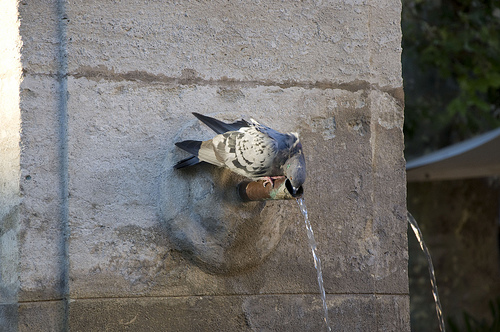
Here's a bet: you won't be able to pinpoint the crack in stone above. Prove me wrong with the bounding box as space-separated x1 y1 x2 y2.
66 65 403 106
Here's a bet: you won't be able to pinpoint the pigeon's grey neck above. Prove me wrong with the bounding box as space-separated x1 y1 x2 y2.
277 133 298 150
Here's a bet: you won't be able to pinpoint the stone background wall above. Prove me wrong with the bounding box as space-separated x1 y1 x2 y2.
1 0 409 330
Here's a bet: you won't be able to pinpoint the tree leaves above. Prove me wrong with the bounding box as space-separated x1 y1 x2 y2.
403 0 500 157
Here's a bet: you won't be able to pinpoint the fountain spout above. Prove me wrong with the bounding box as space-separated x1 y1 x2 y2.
238 178 303 201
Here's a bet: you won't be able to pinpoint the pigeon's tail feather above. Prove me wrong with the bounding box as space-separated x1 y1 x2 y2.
192 112 250 134
173 156 201 169
175 140 202 155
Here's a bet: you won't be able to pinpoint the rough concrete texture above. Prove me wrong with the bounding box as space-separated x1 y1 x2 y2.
1 0 409 330
67 0 402 87
0 0 22 315
67 294 409 332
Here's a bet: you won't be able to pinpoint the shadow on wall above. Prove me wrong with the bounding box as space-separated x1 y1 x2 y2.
159 141 292 274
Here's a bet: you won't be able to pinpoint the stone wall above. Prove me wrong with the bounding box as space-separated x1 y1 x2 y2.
1 0 409 330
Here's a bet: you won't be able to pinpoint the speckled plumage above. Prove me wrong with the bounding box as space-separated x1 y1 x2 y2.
174 113 306 191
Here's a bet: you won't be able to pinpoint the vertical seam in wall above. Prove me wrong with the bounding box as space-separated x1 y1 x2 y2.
56 0 70 329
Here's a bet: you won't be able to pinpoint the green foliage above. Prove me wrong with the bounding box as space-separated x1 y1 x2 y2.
447 298 500 332
403 0 500 156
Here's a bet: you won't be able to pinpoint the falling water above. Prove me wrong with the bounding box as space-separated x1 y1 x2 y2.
297 197 332 332
407 212 446 332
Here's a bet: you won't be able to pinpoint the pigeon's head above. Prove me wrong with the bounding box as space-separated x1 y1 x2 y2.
283 152 306 195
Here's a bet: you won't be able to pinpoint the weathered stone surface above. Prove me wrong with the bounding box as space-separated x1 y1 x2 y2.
64 80 407 301
67 294 409 332
4 0 408 330
18 301 66 332
17 75 66 302
0 0 22 305
62 1 402 88
0 301 67 332
17 0 60 74
0 303 18 331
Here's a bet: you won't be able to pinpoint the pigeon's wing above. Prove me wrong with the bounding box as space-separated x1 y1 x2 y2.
174 115 295 178
175 139 224 167
193 112 251 134
247 118 299 151
211 127 279 178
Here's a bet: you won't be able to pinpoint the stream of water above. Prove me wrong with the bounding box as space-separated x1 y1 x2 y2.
297 197 332 332
407 212 446 332
295 200 443 332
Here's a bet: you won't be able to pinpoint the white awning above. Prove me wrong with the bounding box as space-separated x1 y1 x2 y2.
406 127 500 182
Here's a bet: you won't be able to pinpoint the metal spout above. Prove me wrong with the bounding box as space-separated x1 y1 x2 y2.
238 178 303 201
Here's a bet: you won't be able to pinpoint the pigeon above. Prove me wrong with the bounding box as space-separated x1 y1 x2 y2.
174 112 306 194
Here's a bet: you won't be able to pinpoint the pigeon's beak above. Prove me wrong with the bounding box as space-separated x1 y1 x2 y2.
283 179 303 198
